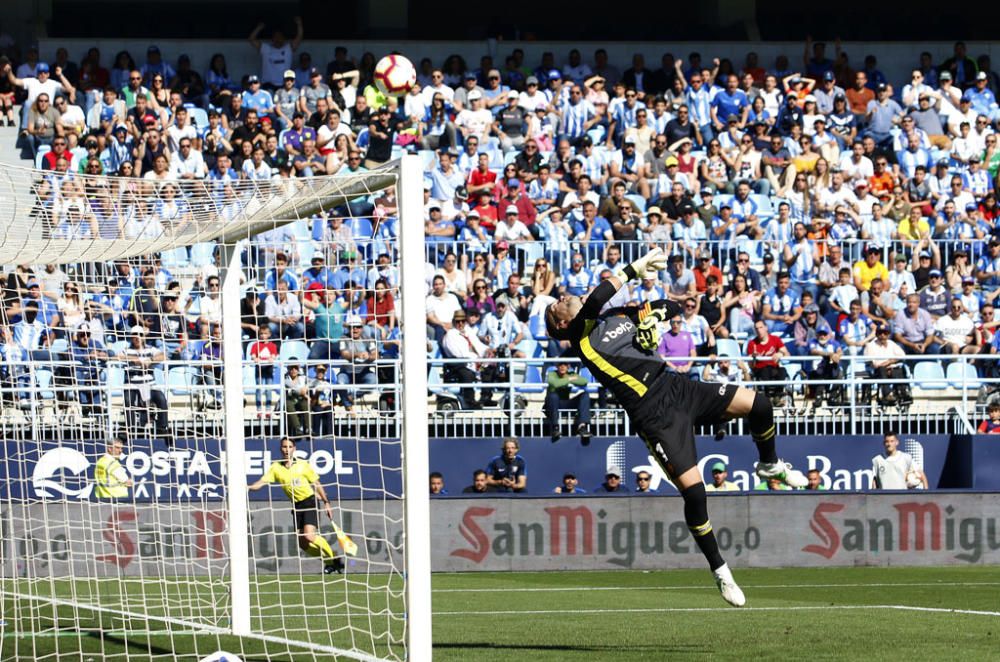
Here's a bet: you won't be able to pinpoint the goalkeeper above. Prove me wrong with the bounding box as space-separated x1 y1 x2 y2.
545 248 806 607
248 437 345 575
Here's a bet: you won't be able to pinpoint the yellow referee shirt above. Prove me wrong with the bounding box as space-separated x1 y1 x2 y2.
94 454 130 499
260 459 319 503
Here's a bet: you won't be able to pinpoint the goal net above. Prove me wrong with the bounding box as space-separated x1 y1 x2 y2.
0 156 430 662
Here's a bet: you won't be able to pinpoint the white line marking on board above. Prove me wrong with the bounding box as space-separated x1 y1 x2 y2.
433 581 1000 593
434 604 1000 617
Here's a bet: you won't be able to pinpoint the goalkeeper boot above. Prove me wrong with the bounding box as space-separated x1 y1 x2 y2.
712 563 746 607
755 459 808 489
324 557 345 575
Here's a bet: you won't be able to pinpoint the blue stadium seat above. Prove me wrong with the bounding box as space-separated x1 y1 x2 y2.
418 150 437 170
626 194 646 213
167 366 196 396
35 369 55 401
190 242 216 267
279 340 310 363
715 338 741 357
913 361 946 390
945 361 980 390
106 365 125 398
160 246 190 269
188 107 209 130
521 363 547 394
34 145 51 170
751 194 774 222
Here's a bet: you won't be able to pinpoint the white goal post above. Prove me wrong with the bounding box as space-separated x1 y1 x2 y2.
0 155 430 662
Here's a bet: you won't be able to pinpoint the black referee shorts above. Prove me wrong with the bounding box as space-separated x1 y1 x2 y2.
292 495 320 531
631 376 739 477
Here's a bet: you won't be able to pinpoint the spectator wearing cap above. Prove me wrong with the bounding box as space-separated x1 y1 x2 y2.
864 83 904 149
544 359 592 444
963 71 1000 122
853 246 889 293
705 461 738 492
493 204 533 248
957 275 985 322
593 466 629 493
454 90 493 144
480 68 509 114
494 90 529 153
364 106 396 168
517 75 548 112
337 315 378 410
240 74 273 117
920 268 950 319
121 324 170 438
273 69 302 130
807 326 844 405
962 155 993 199
865 324 911 405
814 70 845 115
791 302 832 356
909 94 951 150
553 473 586 494
674 202 707 260
453 71 484 111
281 110 316 156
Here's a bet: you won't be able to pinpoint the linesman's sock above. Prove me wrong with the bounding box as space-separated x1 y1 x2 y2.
748 391 778 464
681 483 725 571
309 537 336 561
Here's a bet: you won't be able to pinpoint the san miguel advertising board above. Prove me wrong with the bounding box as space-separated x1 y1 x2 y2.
3 495 998 578
435 494 1000 570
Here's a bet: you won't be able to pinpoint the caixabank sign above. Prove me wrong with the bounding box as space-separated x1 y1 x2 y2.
435 494 1000 570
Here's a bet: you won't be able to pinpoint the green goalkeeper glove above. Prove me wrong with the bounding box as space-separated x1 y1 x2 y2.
622 248 668 281
636 309 667 351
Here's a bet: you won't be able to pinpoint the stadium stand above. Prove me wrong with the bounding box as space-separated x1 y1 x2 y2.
1 38 1000 442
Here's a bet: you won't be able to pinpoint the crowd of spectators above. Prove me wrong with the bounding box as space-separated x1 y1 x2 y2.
6 36 1000 428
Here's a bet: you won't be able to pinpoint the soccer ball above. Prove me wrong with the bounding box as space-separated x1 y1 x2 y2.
374 54 416 97
905 471 924 489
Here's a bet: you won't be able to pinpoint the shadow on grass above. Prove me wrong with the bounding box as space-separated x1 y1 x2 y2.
92 633 272 662
435 642 710 653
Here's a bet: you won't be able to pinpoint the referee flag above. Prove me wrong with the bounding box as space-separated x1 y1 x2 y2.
332 521 359 556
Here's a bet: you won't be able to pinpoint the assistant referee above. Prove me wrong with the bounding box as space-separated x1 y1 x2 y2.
94 433 133 499
546 248 806 607
248 437 344 574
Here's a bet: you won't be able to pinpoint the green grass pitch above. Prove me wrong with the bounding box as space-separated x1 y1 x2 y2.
3 566 998 660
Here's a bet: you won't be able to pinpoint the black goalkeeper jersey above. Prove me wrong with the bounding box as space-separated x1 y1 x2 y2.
567 280 681 412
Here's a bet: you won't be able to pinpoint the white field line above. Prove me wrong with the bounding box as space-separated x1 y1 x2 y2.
1 592 387 662
434 604 1000 617
433 580 1000 593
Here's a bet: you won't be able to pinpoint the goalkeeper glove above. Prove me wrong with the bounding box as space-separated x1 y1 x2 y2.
636 308 667 351
621 248 668 281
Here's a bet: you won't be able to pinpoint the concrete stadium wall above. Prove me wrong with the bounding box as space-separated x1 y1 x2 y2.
36 39 1000 91
4 493 999 578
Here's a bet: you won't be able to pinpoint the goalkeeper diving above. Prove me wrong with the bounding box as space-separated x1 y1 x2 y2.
545 247 807 607
248 436 356 574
